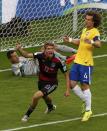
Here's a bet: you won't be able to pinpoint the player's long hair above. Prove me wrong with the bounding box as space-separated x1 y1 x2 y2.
85 11 101 28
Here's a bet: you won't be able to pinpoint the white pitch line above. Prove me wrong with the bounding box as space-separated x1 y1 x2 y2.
2 112 107 131
0 54 107 73
93 54 107 58
0 68 11 72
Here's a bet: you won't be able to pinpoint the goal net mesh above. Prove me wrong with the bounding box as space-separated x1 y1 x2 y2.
0 0 107 51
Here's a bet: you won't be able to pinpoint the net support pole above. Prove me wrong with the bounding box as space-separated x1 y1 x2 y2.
73 0 78 32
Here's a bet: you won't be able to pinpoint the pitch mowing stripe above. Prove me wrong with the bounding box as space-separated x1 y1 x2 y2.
0 54 107 73
2 112 107 131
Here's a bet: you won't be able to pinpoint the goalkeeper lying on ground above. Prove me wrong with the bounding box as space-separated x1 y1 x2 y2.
7 50 40 76
7 44 77 76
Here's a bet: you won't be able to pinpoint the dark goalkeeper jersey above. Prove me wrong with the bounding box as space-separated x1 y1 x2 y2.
33 52 67 82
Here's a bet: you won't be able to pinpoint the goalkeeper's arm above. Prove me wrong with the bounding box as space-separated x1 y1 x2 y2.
63 36 80 46
16 43 33 58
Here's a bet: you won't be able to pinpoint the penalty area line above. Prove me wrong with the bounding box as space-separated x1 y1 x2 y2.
2 112 107 131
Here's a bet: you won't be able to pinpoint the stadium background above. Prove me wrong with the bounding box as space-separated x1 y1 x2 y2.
1 0 107 24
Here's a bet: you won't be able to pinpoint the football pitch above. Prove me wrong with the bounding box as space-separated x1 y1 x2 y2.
0 44 107 131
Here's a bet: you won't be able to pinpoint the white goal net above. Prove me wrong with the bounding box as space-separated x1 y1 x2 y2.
0 0 107 51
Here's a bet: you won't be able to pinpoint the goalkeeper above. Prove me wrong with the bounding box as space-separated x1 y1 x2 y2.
7 50 40 76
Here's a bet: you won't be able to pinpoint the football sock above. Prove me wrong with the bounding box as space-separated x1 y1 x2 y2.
47 103 53 109
25 105 35 117
83 89 92 111
72 85 85 101
43 96 53 109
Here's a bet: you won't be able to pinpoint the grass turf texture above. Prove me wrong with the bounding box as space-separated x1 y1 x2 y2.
0 43 107 130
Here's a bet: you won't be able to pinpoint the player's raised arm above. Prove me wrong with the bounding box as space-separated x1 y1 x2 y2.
63 36 80 46
16 43 33 58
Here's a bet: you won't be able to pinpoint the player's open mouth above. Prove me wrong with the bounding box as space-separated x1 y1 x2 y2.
48 52 53 55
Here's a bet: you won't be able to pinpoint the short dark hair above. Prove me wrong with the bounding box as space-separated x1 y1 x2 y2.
7 50 15 59
44 42 55 49
85 11 101 28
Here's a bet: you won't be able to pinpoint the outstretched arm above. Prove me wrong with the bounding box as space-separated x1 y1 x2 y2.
63 36 80 46
55 44 77 53
16 44 34 58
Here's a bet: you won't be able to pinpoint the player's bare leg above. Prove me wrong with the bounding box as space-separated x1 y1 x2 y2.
21 91 44 122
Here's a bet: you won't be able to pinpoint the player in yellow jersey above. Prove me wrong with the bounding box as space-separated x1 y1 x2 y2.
64 11 102 121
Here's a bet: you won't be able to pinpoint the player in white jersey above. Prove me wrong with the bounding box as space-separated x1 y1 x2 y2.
7 50 39 76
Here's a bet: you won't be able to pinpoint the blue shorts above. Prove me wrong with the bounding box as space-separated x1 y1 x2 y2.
69 63 93 85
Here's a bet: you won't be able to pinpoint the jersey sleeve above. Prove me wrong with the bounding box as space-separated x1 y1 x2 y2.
33 52 42 59
58 61 67 73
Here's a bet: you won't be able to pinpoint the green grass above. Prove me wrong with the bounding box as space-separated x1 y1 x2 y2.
0 43 107 130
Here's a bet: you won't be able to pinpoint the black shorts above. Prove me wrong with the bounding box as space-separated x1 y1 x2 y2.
38 81 58 96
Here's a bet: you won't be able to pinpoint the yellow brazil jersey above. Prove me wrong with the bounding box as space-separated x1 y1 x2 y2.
74 28 100 66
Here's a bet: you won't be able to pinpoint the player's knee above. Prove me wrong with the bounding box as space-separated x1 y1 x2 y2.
81 83 90 90
33 91 44 100
70 80 77 89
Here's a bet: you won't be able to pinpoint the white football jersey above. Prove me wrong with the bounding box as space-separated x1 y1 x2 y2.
11 57 39 76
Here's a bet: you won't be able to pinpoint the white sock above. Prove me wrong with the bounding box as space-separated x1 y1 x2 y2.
83 89 92 111
72 85 85 101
